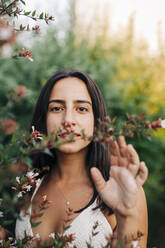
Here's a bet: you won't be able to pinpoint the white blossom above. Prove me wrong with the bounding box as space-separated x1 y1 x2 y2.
132 240 139 248
33 172 39 177
0 240 3 245
26 171 34 177
161 120 165 128
37 136 43 140
25 185 32 192
36 179 41 187
35 233 40 240
8 237 13 241
17 192 23 198
16 176 20 184
49 232 55 239
10 240 17 247
27 56 34 62
42 195 47 201
31 126 35 132
26 171 39 178
0 211 3 217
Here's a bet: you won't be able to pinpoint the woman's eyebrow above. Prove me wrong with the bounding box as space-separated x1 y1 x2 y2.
48 99 65 105
74 100 92 105
48 99 92 106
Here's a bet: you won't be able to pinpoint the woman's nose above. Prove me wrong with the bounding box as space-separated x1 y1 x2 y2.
62 110 76 129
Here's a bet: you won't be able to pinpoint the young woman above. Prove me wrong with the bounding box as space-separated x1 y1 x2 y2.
15 70 148 247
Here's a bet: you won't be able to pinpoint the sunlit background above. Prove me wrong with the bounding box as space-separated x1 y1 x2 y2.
24 0 165 53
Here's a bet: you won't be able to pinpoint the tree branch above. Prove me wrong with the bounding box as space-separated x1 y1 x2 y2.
0 0 17 15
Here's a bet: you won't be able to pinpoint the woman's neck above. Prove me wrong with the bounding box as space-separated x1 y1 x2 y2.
49 148 90 184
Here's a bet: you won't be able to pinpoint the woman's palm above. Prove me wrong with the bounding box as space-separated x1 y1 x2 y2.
91 136 148 216
97 166 138 216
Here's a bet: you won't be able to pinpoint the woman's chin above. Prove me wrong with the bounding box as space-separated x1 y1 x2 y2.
57 141 90 154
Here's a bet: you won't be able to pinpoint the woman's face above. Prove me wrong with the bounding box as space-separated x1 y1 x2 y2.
46 77 94 154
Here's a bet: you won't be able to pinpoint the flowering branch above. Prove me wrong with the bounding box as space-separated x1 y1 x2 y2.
0 0 17 15
92 114 165 143
0 0 54 25
0 0 54 59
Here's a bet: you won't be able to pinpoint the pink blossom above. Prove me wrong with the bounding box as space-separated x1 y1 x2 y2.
14 85 27 99
18 49 33 61
1 118 18 135
31 126 42 140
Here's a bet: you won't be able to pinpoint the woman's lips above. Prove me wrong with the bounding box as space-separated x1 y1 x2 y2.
58 132 81 138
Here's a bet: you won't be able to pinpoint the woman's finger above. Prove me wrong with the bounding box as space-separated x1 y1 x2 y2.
135 162 148 187
109 138 120 157
116 136 129 168
127 144 140 165
118 136 127 157
128 163 139 177
90 167 106 193
110 155 119 167
110 137 129 168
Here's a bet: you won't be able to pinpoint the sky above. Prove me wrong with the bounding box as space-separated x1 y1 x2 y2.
23 0 165 52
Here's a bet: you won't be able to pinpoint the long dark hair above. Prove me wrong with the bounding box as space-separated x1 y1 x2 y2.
31 69 113 214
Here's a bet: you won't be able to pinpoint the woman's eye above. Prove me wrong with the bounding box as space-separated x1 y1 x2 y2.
50 106 63 112
77 107 88 112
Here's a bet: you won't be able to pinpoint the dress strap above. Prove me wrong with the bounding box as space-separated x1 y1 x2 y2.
31 177 44 202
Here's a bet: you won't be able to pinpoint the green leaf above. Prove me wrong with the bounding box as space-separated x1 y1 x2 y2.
44 148 53 157
19 146 26 154
31 221 41 227
4 240 10 248
0 144 4 149
32 10 36 16
49 239 55 246
23 156 32 167
11 133 16 143
3 219 14 225
21 176 27 184
39 12 44 19
19 24 25 31
68 133 74 141
20 0 26 5
117 244 122 248
63 224 71 231
24 11 31 16
54 141 64 148
38 212 43 217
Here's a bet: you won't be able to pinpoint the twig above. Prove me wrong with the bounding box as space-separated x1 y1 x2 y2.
0 0 17 15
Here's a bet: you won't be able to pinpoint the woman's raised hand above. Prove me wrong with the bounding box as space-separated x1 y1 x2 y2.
90 136 148 217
